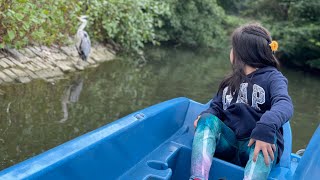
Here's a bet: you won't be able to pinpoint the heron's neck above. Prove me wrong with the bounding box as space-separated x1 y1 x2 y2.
78 21 87 31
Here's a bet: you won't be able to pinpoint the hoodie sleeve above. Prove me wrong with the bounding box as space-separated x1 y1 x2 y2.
200 92 224 120
250 72 294 144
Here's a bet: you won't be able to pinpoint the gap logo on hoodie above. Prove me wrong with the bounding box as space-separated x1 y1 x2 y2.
222 83 265 111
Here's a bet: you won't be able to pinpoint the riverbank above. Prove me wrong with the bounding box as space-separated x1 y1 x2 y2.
0 44 115 84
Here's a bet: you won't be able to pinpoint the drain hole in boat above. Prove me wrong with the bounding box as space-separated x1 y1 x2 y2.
146 176 165 180
147 161 168 170
134 113 146 120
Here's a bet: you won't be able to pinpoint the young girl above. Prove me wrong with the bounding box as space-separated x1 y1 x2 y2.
190 24 293 180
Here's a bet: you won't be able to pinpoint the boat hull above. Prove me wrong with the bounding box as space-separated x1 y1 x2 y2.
0 97 301 179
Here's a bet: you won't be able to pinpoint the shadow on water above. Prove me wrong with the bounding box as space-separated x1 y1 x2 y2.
0 46 319 170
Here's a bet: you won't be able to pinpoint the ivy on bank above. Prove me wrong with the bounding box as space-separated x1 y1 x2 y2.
0 0 81 49
86 0 170 52
1 0 234 52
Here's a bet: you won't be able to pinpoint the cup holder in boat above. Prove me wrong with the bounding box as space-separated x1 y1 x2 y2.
147 161 168 170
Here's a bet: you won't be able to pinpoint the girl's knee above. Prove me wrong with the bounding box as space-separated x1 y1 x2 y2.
198 113 221 130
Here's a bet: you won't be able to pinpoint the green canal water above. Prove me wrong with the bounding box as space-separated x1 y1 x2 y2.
0 47 319 170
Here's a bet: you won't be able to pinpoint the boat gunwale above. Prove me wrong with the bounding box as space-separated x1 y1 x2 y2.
0 97 190 179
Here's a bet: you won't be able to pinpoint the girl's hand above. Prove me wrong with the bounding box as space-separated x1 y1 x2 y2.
248 139 276 166
193 116 201 128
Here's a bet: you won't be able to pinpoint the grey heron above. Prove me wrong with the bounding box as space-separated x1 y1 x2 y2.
75 15 91 61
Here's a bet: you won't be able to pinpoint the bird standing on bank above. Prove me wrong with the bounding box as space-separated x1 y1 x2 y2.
75 15 91 61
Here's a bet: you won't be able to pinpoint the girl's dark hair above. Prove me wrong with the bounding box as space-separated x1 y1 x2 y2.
218 23 280 95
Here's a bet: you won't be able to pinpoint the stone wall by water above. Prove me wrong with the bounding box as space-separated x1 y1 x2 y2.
0 44 115 84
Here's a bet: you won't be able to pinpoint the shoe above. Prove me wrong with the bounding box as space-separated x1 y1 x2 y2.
189 176 205 180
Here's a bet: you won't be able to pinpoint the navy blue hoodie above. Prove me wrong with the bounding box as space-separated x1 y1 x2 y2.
201 66 293 162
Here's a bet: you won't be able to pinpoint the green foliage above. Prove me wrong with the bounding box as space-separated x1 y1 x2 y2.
289 0 320 23
157 0 227 48
86 0 170 52
217 0 243 15
0 0 233 54
0 0 231 53
0 0 81 49
240 0 291 21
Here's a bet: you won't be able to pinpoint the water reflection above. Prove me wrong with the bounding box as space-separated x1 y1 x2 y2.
60 77 83 123
3 102 12 139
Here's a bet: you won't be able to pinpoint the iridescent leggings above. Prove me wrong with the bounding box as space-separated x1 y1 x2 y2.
190 113 277 180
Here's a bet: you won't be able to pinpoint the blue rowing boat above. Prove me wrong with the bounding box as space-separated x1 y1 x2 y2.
0 98 319 179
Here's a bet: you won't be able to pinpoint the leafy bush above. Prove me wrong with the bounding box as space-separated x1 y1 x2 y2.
0 0 232 54
86 0 170 52
0 0 81 48
282 0 320 69
157 0 227 48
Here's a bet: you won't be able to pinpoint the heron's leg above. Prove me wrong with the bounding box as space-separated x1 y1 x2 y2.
190 114 222 180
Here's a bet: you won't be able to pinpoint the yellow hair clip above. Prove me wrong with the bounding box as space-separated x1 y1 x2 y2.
269 41 278 52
